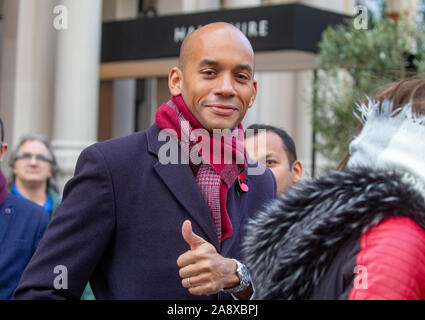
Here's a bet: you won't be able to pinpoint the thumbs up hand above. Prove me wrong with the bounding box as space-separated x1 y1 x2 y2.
181 220 208 250
177 220 240 296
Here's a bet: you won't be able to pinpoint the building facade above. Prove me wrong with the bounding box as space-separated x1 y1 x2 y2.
0 0 419 191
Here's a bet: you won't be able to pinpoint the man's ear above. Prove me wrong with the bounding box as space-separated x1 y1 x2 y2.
0 143 8 162
248 79 258 109
291 160 303 185
169 67 183 96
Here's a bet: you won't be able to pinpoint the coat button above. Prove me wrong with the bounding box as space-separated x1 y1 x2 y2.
4 208 11 214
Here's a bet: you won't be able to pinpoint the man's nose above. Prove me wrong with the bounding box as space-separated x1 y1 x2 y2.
28 156 38 165
215 74 236 97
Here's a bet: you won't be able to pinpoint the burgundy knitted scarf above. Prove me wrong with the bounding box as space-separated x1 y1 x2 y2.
156 95 247 243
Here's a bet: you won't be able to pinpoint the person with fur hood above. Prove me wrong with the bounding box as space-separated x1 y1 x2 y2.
243 74 425 300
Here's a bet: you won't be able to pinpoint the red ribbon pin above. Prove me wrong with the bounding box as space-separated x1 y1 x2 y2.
237 173 249 194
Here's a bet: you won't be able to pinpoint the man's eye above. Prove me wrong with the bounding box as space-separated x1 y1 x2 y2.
265 160 276 166
201 70 215 76
236 74 249 81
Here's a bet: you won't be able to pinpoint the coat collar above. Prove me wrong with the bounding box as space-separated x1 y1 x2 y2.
146 124 222 249
244 167 425 299
146 124 247 252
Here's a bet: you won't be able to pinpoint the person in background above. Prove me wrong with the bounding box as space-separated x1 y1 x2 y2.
245 124 303 194
8 134 60 220
8 134 95 300
0 119 49 299
244 74 425 300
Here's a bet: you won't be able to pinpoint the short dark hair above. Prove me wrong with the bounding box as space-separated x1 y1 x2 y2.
245 124 297 166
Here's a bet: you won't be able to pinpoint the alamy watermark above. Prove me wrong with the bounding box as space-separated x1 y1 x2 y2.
53 265 68 290
353 5 369 30
353 265 368 290
51 264 369 292
53 5 68 30
157 125 267 176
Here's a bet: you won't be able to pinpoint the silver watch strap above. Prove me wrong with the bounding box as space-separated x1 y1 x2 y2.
221 259 251 294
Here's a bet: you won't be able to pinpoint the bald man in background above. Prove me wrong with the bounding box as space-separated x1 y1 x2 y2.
15 22 276 300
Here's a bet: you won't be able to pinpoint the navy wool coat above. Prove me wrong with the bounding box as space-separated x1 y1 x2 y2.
0 193 49 299
14 124 276 300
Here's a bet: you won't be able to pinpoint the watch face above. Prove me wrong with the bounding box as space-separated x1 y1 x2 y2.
235 260 251 286
239 264 250 286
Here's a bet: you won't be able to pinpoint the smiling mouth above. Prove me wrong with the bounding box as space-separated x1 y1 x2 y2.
26 169 41 174
207 104 238 116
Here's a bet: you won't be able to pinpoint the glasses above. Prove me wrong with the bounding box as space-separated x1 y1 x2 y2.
15 153 52 163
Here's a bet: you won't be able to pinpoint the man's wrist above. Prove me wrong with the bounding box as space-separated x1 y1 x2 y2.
221 259 251 294
223 258 240 289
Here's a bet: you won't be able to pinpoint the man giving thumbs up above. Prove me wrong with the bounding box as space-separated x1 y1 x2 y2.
178 220 252 300
14 22 276 300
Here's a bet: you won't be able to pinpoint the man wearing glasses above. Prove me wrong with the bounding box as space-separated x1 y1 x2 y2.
0 120 49 299
8 134 61 219
8 134 96 300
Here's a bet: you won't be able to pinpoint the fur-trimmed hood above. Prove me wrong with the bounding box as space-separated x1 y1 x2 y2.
243 167 425 300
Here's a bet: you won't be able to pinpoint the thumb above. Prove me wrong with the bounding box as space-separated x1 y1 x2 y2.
182 220 207 250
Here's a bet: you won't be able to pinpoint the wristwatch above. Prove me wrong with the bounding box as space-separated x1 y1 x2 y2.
221 259 251 294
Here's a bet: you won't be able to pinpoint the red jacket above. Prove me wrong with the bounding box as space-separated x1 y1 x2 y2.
349 216 425 300
243 168 425 300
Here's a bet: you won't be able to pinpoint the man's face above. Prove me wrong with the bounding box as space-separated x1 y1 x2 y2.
13 140 52 186
170 26 257 131
245 131 297 194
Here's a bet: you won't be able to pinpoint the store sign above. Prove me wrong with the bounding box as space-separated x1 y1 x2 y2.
101 3 346 63
173 19 270 43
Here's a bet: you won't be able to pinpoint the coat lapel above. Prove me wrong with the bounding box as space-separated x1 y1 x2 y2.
220 177 246 256
147 125 220 249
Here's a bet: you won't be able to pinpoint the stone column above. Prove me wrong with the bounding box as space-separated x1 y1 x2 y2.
51 0 102 191
102 0 139 139
0 0 57 179
113 79 136 137
293 71 314 178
